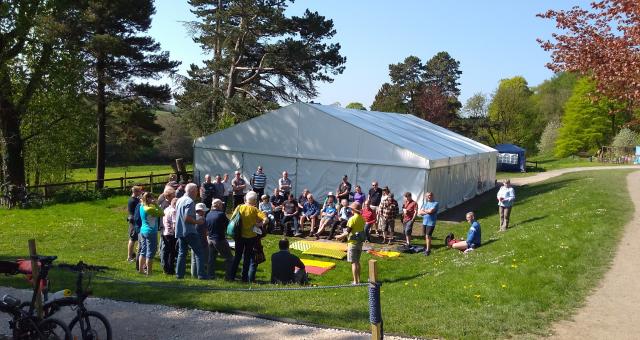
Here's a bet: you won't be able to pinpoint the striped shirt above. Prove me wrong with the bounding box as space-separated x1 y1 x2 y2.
252 172 267 189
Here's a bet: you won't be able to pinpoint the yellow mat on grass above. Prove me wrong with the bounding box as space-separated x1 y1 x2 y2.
290 240 348 252
303 247 346 259
301 259 336 269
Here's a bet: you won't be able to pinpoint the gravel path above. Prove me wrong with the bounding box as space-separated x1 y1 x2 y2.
0 286 411 340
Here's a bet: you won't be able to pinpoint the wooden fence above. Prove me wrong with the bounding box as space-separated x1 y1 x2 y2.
26 172 191 199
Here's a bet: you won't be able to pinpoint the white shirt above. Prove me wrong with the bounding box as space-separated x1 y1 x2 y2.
497 186 515 207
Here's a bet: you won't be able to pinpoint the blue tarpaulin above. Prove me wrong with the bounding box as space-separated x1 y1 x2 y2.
495 144 526 172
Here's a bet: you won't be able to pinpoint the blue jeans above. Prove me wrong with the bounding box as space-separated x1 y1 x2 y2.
228 237 258 282
176 233 207 279
139 232 157 259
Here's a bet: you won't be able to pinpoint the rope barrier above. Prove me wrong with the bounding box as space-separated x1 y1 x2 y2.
94 275 368 292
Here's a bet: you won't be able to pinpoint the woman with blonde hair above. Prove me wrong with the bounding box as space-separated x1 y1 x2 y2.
227 191 268 282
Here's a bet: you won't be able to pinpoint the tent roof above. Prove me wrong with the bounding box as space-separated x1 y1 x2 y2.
494 143 526 153
194 102 496 168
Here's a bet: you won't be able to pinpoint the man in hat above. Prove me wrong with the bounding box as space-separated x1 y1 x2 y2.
336 202 365 284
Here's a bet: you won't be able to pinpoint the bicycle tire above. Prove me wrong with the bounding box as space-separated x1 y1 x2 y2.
37 317 72 340
69 310 112 340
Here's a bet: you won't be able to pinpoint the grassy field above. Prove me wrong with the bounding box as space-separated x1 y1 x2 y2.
0 170 634 338
69 164 191 182
497 155 628 179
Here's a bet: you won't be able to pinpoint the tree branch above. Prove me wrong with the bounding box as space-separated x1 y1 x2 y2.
22 115 67 142
236 53 273 86
17 43 53 113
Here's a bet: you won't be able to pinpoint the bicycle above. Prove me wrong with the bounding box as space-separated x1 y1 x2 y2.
0 256 71 340
0 183 44 209
44 261 112 340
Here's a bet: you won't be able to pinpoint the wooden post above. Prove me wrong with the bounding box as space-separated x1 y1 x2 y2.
120 177 124 190
28 239 43 318
85 180 89 191
150 172 154 193
124 172 127 188
369 259 382 340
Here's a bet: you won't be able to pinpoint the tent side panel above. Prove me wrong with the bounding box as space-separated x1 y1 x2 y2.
193 148 243 184
241 153 297 195
357 164 426 204
296 159 357 203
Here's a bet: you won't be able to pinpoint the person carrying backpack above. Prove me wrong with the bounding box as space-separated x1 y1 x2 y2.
127 186 142 262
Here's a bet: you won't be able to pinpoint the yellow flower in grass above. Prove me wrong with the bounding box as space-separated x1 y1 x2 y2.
501 284 507 288
511 264 518 269
474 294 481 299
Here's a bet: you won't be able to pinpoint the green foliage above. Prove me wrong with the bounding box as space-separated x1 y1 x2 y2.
178 0 345 137
0 170 634 338
51 187 122 204
537 119 561 156
556 78 621 157
370 83 407 113
611 128 639 148
456 93 495 144
106 99 164 163
531 72 579 121
371 52 462 127
345 102 366 110
488 76 541 151
155 112 193 161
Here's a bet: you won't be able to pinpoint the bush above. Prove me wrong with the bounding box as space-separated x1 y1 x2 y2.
537 119 560 156
612 128 639 148
51 187 124 204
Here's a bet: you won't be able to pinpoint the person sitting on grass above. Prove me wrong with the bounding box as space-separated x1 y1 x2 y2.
335 202 365 284
314 195 337 239
271 238 307 285
448 212 482 253
139 192 164 276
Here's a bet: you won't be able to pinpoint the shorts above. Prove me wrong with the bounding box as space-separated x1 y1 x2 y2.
380 219 394 233
347 243 363 263
128 222 139 241
423 225 435 237
139 232 158 259
403 220 414 236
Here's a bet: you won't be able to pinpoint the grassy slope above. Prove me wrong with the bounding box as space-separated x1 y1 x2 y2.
0 170 634 339
69 164 190 182
497 155 627 178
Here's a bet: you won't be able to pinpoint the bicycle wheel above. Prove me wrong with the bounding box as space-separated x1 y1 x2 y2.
69 310 112 340
37 317 71 340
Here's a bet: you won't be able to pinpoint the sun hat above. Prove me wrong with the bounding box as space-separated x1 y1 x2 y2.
195 203 209 212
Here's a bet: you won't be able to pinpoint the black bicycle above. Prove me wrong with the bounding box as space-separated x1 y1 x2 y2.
0 256 71 340
43 261 112 340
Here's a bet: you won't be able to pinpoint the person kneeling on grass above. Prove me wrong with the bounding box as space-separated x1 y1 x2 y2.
139 192 164 275
335 202 365 284
447 212 482 253
271 239 307 285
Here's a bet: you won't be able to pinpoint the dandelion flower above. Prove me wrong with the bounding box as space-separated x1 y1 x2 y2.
511 264 518 268
474 294 481 298
501 284 507 288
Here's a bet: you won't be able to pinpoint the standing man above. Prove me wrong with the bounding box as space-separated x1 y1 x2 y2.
497 179 515 231
402 192 418 246
250 166 267 197
212 174 225 201
200 174 216 209
418 192 439 256
175 183 207 280
126 186 142 262
336 202 365 284
368 181 383 235
231 170 247 209
206 199 233 279
336 175 352 203
278 171 292 198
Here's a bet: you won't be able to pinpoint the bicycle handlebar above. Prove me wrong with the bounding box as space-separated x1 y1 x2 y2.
58 261 108 273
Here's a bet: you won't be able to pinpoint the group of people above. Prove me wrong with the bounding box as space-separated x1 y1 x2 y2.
125 164 514 284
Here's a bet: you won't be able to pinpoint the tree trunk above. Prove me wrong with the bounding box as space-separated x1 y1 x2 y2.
212 0 222 91
0 104 26 187
95 56 107 189
0 68 26 187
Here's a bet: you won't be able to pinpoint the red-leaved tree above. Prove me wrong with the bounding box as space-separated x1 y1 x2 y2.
537 0 640 107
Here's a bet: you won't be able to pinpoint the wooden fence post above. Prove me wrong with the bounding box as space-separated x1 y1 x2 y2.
85 180 89 191
120 177 124 190
28 239 43 318
150 172 154 193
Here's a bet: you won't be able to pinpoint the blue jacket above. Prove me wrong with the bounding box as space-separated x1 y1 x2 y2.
466 221 481 248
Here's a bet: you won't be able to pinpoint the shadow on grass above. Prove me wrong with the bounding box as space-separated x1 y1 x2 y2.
440 178 579 223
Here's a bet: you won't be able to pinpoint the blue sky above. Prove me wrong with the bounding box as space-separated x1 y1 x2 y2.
149 0 589 108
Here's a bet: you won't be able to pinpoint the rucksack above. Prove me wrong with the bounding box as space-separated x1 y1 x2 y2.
133 203 143 233
226 208 242 239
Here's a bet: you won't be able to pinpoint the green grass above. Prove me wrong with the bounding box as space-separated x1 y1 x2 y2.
0 170 634 338
497 155 628 178
69 164 191 182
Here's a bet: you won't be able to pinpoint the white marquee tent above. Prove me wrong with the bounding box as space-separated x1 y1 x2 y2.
193 102 497 210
